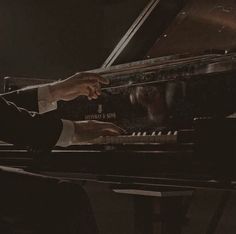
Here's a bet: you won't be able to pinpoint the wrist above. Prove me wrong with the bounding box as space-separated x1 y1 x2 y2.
48 82 61 102
56 119 75 147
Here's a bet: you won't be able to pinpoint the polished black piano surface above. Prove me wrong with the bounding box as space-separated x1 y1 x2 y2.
2 0 236 191
2 54 236 190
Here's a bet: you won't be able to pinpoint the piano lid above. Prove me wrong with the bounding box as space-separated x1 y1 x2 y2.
105 0 236 66
148 0 236 57
103 0 186 66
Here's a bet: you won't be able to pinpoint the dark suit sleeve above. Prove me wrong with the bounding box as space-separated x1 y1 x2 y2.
1 88 39 112
0 96 62 149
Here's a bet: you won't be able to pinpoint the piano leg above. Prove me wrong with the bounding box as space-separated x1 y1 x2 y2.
113 188 192 234
134 196 191 234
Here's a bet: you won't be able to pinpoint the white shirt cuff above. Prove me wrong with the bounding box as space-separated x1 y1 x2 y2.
56 120 75 147
38 85 57 114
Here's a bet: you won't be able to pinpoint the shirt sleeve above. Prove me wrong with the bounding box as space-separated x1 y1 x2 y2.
56 119 75 147
37 86 76 147
38 85 57 114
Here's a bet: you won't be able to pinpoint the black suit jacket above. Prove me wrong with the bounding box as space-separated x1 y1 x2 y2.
0 88 62 149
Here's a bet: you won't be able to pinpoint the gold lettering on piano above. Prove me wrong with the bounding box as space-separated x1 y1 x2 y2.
85 112 116 120
106 113 116 119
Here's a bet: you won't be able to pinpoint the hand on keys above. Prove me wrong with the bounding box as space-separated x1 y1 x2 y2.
72 120 125 143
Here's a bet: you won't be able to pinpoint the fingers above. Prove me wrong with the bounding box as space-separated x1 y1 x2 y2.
109 124 126 134
81 72 109 85
88 120 126 134
93 82 101 96
72 120 126 144
86 82 102 100
101 129 121 136
65 72 109 100
100 122 126 135
87 85 99 100
95 75 109 85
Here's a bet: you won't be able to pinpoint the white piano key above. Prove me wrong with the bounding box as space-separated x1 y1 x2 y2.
115 136 121 144
149 135 156 143
140 136 148 143
105 136 111 144
125 136 133 144
110 136 115 144
151 132 156 136
155 136 161 143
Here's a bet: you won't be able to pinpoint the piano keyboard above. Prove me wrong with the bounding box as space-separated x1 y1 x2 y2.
77 131 178 145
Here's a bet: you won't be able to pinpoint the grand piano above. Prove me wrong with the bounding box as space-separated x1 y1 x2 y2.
1 0 236 233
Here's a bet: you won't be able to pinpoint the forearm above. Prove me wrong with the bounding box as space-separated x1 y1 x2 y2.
0 97 63 149
1 85 75 148
1 84 58 113
1 88 39 112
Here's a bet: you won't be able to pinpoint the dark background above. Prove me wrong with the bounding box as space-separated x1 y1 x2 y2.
0 0 149 80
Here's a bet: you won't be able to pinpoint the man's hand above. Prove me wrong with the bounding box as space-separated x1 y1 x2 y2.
48 72 109 102
72 120 125 143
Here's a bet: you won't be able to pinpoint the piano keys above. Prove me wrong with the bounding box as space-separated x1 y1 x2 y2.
75 130 178 145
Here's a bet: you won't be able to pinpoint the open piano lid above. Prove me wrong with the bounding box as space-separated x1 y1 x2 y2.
148 0 236 58
104 0 236 66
